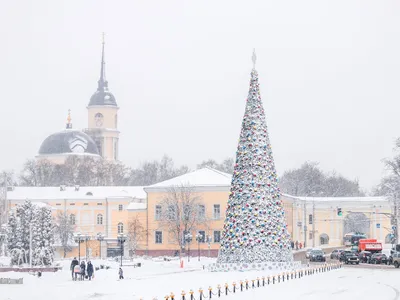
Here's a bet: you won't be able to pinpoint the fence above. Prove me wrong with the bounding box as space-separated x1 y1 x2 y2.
0 278 23 284
148 262 342 300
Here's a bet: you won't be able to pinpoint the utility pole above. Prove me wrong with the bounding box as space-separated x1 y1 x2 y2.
303 201 307 248
312 200 316 247
29 223 32 268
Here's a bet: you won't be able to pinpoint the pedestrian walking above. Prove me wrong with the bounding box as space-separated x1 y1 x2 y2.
80 261 86 281
87 261 94 281
295 240 299 250
299 242 303 249
119 267 124 280
73 264 80 281
70 257 79 280
291 241 294 249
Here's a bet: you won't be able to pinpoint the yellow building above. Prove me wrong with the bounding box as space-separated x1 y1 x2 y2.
285 195 392 248
7 186 146 259
6 168 393 259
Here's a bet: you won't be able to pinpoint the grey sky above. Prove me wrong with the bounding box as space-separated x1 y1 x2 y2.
0 0 399 191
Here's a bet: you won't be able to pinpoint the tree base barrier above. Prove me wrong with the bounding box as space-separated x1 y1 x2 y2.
153 262 343 300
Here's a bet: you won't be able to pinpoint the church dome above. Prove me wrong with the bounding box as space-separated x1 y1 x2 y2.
89 90 117 106
38 130 100 156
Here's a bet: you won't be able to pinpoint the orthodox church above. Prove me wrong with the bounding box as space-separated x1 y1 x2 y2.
36 37 120 164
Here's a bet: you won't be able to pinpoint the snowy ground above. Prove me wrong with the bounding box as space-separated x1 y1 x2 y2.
228 265 400 300
0 257 398 300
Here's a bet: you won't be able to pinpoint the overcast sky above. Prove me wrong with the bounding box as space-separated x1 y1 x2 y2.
0 0 399 191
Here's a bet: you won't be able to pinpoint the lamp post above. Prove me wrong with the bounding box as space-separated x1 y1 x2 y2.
206 235 212 258
184 233 192 262
74 232 83 262
84 234 91 261
117 233 127 267
195 233 201 261
96 233 105 260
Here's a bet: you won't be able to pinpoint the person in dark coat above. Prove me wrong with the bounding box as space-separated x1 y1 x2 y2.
70 257 79 280
80 261 86 281
119 267 124 280
86 261 94 280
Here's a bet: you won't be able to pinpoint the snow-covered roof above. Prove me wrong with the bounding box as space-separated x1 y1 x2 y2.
7 186 146 201
126 202 147 210
145 167 232 191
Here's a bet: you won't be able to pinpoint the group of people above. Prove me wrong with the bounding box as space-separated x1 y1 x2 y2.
70 257 124 281
291 240 304 250
70 258 94 281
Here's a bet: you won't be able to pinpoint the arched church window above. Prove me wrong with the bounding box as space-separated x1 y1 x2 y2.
95 113 104 127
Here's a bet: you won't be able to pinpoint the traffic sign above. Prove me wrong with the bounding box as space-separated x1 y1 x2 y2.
393 226 397 230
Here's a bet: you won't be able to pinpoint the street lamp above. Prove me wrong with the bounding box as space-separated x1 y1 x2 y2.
117 233 127 267
84 234 91 261
184 233 192 262
206 235 212 257
195 233 202 261
96 233 105 260
74 232 83 262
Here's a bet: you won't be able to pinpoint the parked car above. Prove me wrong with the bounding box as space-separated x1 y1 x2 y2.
306 249 313 259
330 249 344 259
388 251 400 265
358 251 372 263
370 253 388 264
309 250 326 262
392 252 400 268
339 250 360 264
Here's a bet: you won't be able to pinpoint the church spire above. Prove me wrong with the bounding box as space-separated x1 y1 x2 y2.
98 32 108 91
66 109 72 129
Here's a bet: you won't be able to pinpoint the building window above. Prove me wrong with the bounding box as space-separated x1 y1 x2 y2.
198 231 205 243
70 203 75 206
113 138 119 161
214 231 221 243
70 214 76 225
56 203 61 206
198 205 205 219
155 231 163 244
168 205 177 220
213 204 220 219
309 232 313 240
84 203 88 206
97 214 103 225
118 222 124 234
118 204 123 211
97 203 102 206
308 214 313 225
155 205 162 220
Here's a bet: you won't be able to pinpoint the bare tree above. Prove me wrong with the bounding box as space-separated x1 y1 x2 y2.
343 212 370 235
196 157 234 174
128 155 189 186
279 161 364 196
158 185 206 256
127 215 147 257
54 211 75 258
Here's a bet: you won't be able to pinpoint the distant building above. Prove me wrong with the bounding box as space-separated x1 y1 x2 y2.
36 36 119 164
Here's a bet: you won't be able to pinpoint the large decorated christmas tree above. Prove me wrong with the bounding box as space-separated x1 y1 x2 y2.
217 51 293 264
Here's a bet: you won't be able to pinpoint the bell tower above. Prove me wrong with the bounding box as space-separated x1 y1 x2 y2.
84 34 120 161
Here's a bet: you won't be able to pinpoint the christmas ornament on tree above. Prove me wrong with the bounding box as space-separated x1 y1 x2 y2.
217 50 293 264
